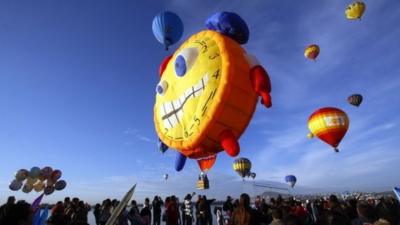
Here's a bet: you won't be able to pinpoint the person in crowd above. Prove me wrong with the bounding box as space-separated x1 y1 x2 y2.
128 200 145 225
269 208 284 225
141 198 152 225
48 201 67 225
152 195 163 225
231 193 260 225
99 199 112 225
0 201 32 225
94 204 101 225
166 195 181 225
183 194 194 225
0 196 16 224
351 201 376 225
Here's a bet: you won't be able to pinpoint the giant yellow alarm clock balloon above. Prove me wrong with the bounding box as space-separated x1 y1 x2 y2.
154 12 272 172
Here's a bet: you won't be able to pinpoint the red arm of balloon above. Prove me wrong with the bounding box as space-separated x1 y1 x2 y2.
250 65 272 108
159 55 173 77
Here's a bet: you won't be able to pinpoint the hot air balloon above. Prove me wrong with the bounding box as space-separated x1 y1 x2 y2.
164 174 169 180
346 2 366 20
348 94 363 107
9 180 23 191
285 175 297 188
152 11 184 50
304 44 320 61
308 107 349 152
54 180 67 191
154 12 273 174
233 158 252 178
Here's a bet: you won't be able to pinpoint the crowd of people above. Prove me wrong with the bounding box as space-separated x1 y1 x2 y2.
0 193 399 225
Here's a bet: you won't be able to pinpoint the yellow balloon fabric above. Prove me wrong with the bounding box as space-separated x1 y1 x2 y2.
346 2 366 20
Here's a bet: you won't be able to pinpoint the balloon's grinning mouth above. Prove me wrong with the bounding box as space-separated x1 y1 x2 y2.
159 74 209 129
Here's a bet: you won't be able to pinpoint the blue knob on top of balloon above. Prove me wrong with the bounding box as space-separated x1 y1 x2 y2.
152 11 184 50
205 12 249 45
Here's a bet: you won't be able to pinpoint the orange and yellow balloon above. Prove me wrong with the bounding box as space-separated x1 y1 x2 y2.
304 44 320 61
345 2 366 20
307 107 349 152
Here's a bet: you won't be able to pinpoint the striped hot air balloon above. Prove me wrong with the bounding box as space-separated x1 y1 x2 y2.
233 158 252 178
304 44 320 61
348 94 363 107
307 107 349 152
345 2 366 20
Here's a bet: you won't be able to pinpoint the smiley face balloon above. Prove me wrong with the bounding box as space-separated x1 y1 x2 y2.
154 12 273 172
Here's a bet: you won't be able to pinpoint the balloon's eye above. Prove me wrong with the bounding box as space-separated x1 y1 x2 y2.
175 47 199 77
156 80 168 95
175 56 187 77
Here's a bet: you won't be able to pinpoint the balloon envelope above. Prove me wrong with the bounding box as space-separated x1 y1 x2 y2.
40 167 53 180
304 44 320 60
9 180 23 191
285 175 297 188
51 170 62 181
29 167 41 179
33 181 45 192
233 158 252 178
27 177 38 186
15 169 29 181
44 185 55 195
152 11 184 50
347 94 363 107
54 180 67 191
308 107 349 152
22 183 33 193
205 12 249 44
346 2 366 20
175 152 187 171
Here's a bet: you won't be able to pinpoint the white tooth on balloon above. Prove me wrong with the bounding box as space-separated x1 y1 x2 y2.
173 100 181 109
185 89 192 98
203 74 209 83
177 110 184 120
160 105 166 117
194 82 202 92
165 102 173 114
169 115 178 127
179 95 185 105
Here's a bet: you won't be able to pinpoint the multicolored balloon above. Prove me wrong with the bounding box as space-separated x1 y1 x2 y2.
308 107 350 152
347 94 363 107
33 181 45 192
304 44 320 61
50 170 62 182
15 169 29 181
285 175 297 188
9 180 23 191
152 11 184 50
40 167 53 180
345 2 366 20
54 180 67 191
22 183 33 193
29 167 41 179
233 158 252 178
44 185 55 195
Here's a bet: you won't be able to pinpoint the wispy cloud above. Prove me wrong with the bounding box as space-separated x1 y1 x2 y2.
123 128 156 144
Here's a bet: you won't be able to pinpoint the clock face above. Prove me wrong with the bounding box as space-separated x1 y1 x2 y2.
154 31 223 150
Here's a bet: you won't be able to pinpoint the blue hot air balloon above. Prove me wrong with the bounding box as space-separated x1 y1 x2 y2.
152 11 184 50
285 175 297 188
205 12 249 45
175 152 187 171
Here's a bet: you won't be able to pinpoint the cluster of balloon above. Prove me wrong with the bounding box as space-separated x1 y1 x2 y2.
285 175 297 188
347 94 363 107
153 11 273 178
9 167 67 195
233 158 252 180
152 11 184 50
307 107 349 152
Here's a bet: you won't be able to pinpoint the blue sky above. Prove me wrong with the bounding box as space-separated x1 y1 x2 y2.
0 0 399 204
